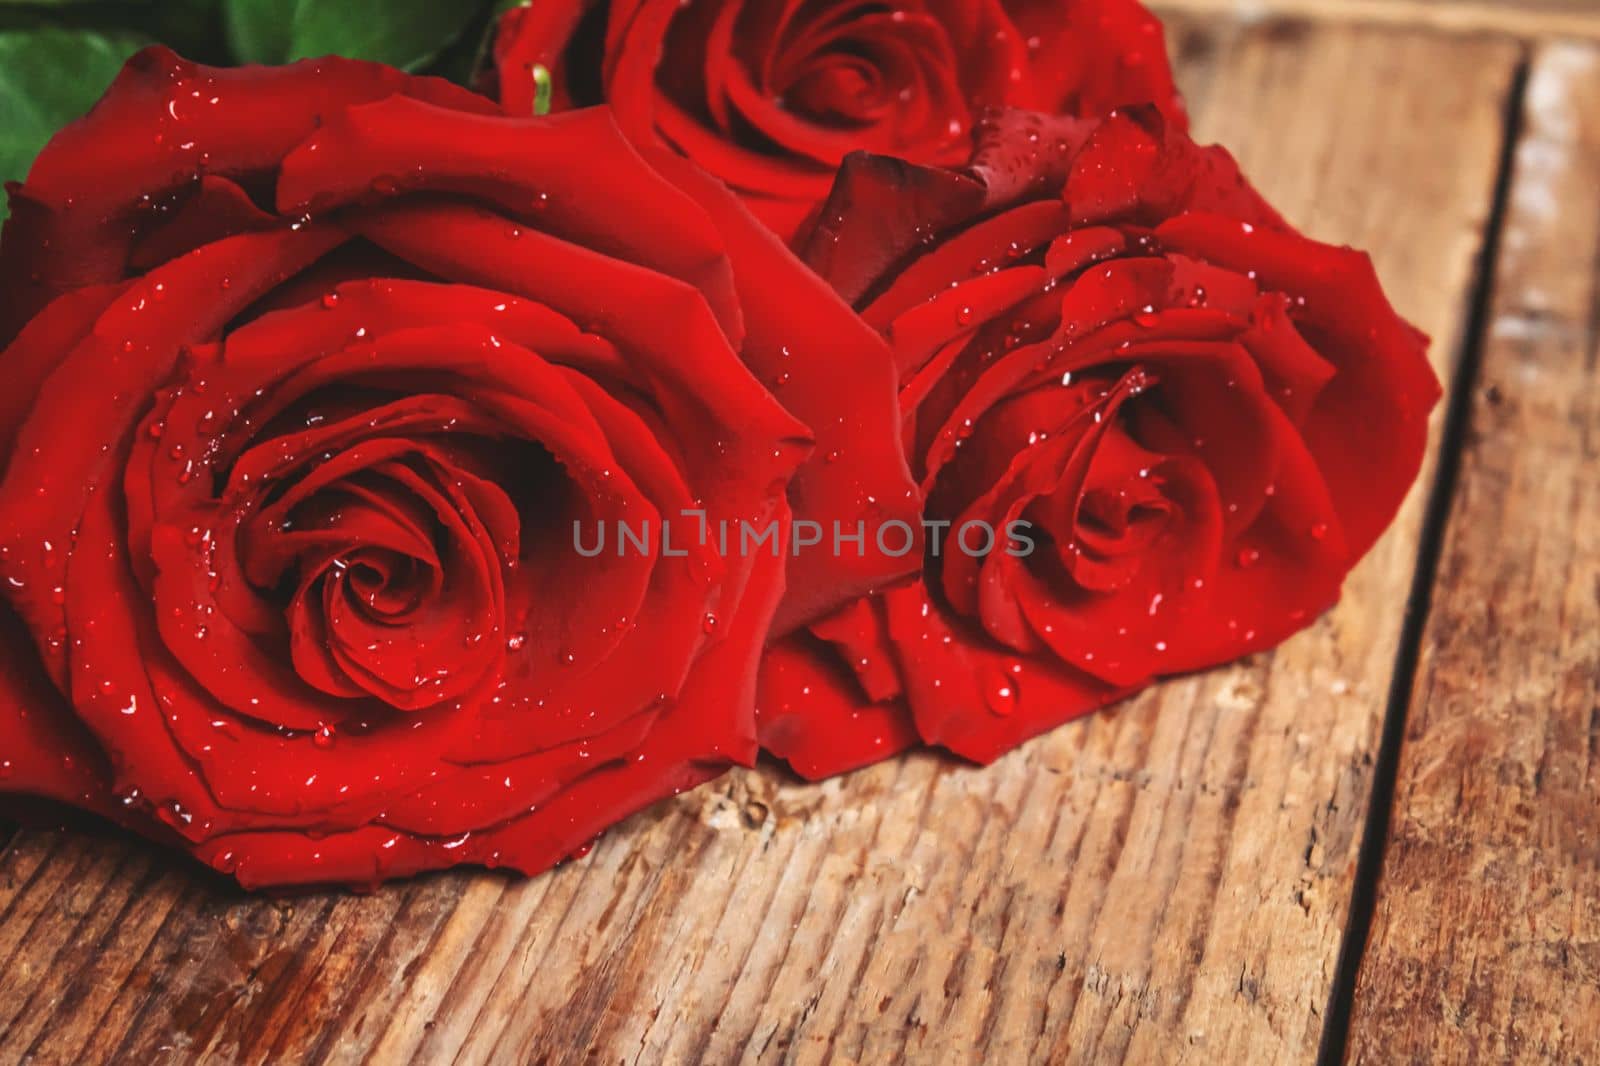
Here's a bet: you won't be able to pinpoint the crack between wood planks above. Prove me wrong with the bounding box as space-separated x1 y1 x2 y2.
1313 51 1533 1066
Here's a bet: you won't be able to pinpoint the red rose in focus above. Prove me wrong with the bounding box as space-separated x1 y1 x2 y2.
0 48 913 889
758 109 1440 775
493 0 1186 241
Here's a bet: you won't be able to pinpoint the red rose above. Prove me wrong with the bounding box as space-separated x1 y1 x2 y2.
758 109 1440 775
0 48 914 888
493 0 1186 241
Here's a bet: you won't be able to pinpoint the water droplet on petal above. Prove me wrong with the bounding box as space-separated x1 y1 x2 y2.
984 669 1019 716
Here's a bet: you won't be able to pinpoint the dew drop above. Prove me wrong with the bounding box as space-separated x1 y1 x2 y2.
979 681 1017 713
984 671 1019 716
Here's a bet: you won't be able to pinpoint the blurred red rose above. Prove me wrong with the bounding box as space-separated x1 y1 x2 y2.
493 0 1186 241
758 108 1440 775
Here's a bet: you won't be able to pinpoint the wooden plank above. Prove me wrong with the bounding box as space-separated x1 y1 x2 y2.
1348 41 1600 1063
1155 0 1600 41
0 21 1520 1065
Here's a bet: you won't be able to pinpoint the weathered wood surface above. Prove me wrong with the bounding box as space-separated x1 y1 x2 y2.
0 19 1529 1066
1156 0 1600 40
1348 41 1600 1064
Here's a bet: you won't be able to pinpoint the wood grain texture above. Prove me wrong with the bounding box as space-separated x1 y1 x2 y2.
1154 0 1600 40
1348 40 1600 1064
0 20 1522 1066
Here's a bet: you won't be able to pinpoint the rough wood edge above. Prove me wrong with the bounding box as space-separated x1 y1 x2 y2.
1346 38 1600 1063
1154 0 1600 41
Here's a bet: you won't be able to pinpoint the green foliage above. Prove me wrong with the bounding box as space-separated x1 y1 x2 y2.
0 26 147 187
223 0 486 71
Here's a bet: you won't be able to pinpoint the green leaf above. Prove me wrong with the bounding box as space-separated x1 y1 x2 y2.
222 0 290 64
288 0 486 69
0 27 146 188
225 0 488 71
